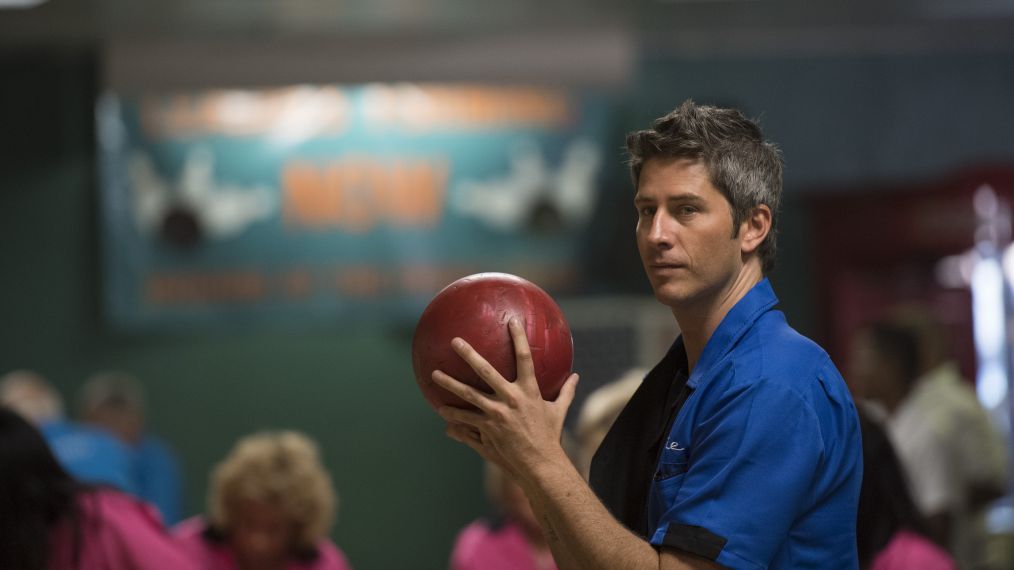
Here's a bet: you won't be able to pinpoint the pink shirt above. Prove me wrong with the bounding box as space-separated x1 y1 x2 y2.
871 530 956 570
48 489 196 569
173 517 352 570
451 518 557 570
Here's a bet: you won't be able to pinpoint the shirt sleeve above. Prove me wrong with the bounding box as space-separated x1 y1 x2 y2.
649 379 826 569
952 396 1009 489
894 425 955 515
98 491 199 569
137 437 185 525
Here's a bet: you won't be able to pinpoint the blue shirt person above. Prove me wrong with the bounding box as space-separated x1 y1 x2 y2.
598 280 861 568
78 371 185 524
431 101 863 569
39 418 140 494
135 435 184 524
0 369 139 494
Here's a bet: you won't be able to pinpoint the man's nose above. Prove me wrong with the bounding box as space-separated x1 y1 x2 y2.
647 212 674 248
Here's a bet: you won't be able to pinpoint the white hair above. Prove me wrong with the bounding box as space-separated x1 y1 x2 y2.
0 370 64 424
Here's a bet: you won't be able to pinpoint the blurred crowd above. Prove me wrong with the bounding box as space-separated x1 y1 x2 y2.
0 370 350 570
1 304 1012 570
847 307 1011 570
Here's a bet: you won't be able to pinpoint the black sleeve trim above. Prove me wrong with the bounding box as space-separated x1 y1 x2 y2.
660 523 728 561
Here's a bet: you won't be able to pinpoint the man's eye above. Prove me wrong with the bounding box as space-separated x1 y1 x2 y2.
677 206 698 216
638 206 655 216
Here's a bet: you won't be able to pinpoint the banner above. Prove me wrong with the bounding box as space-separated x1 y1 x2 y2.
97 84 614 328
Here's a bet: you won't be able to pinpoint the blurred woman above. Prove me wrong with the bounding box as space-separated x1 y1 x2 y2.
174 430 352 570
574 367 644 479
0 406 193 570
450 460 557 570
857 409 955 570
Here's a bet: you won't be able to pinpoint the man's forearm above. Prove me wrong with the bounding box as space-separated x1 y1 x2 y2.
522 458 661 570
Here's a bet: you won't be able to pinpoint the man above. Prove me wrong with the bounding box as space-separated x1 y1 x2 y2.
0 369 139 494
855 309 1010 567
78 371 185 524
432 101 863 569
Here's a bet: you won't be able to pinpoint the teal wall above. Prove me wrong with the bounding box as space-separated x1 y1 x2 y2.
3 48 1014 569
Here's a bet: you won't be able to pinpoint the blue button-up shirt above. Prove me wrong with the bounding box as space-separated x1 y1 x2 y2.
644 279 862 568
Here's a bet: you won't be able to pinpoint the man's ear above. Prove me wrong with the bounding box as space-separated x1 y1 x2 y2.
739 204 772 255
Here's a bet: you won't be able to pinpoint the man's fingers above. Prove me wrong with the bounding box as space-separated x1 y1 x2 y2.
445 422 479 443
445 423 494 462
432 369 496 411
554 373 580 411
449 337 512 395
437 402 485 427
508 317 538 391
446 423 482 448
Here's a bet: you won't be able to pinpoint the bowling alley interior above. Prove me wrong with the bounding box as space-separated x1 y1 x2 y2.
3 1 1014 569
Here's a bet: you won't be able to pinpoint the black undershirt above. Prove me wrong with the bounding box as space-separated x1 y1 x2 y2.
588 339 692 537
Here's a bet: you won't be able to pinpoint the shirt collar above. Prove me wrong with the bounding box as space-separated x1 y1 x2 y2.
686 278 779 388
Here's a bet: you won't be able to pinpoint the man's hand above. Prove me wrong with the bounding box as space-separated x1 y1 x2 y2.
431 316 580 479
431 318 725 570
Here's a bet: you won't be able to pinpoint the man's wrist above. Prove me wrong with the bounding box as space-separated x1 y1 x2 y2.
516 446 579 495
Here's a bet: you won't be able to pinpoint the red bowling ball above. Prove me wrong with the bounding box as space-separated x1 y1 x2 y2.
412 272 574 410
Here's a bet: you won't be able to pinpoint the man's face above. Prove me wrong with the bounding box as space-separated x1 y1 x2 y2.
846 330 878 400
89 408 144 445
847 330 895 403
635 158 744 309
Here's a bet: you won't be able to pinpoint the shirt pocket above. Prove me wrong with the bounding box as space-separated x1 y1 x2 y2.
654 449 689 482
652 459 689 517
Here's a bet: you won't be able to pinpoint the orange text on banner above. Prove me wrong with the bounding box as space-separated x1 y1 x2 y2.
282 157 449 233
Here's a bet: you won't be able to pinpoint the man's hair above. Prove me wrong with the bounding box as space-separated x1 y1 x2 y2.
77 371 145 418
625 100 783 272
209 430 336 553
864 322 921 391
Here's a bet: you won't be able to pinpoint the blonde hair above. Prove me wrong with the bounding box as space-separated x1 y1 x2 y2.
574 368 645 478
575 368 644 441
0 370 63 424
209 431 336 551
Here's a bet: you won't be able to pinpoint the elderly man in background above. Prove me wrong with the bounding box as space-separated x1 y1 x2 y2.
78 370 185 524
0 369 138 494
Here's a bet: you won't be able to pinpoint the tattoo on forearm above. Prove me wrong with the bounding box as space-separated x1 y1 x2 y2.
542 514 560 543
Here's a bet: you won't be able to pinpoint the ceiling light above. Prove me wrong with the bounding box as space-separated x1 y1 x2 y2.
0 0 49 8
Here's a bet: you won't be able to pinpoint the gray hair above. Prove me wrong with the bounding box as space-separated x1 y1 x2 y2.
626 100 783 272
78 371 145 417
